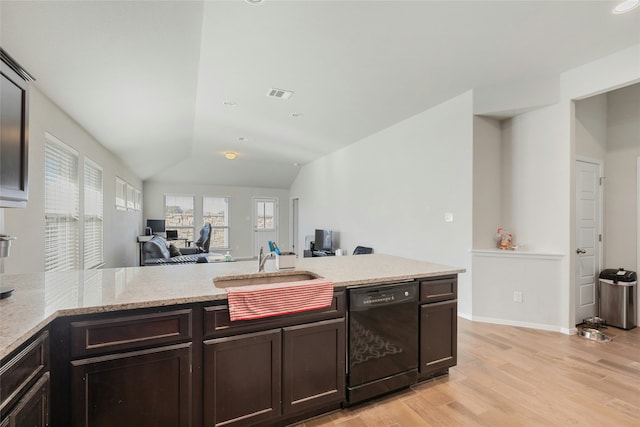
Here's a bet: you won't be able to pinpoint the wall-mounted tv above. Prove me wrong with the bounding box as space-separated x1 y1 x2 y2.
146 219 166 234
314 229 334 252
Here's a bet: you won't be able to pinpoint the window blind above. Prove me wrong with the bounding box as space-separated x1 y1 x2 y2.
45 135 79 272
84 159 103 269
204 196 229 248
165 194 195 240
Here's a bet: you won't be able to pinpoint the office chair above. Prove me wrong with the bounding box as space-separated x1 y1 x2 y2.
353 246 373 255
182 223 212 254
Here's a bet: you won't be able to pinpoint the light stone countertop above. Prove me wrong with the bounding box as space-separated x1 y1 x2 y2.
0 254 463 360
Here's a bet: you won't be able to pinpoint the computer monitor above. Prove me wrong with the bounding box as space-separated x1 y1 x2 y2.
146 219 166 234
314 229 333 252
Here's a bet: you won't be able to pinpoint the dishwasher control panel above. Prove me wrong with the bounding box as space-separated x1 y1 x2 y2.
349 282 418 309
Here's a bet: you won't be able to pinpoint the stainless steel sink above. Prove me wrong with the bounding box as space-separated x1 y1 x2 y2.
213 270 321 289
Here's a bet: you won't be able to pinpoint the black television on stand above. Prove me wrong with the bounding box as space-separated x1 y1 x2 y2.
146 219 166 235
314 229 334 255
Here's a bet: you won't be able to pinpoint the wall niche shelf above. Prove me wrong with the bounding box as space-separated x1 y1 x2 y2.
471 249 564 261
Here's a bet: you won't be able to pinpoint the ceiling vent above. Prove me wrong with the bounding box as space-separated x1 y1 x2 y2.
267 88 293 99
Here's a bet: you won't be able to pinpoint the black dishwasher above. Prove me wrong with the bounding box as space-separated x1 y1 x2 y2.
347 281 418 404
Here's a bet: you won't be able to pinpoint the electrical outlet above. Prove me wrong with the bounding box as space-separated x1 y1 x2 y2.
513 291 523 303
445 212 454 223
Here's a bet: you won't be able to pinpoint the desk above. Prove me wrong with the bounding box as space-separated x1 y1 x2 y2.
168 237 191 247
303 250 335 258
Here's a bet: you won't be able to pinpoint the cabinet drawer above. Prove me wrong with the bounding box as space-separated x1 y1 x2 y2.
0 331 49 418
70 309 192 358
419 276 457 303
204 290 345 338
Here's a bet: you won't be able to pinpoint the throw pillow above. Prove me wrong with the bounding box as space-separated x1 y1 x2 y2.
169 244 182 257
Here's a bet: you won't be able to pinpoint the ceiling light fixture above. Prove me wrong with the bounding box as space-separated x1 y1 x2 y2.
224 152 237 160
613 0 640 14
245 0 265 4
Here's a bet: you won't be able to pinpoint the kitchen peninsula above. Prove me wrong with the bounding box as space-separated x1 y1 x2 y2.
0 254 463 427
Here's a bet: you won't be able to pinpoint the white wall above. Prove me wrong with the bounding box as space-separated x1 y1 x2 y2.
143 181 290 260
1 86 142 274
291 91 474 316
472 101 570 332
472 116 502 249
575 93 608 160
603 83 640 271
501 105 570 253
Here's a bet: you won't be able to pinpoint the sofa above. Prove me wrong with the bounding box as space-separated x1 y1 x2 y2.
143 235 218 265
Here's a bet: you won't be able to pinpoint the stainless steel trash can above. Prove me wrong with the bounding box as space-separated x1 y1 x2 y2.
598 268 637 330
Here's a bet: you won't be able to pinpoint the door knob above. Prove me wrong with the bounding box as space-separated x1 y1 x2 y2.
576 248 586 254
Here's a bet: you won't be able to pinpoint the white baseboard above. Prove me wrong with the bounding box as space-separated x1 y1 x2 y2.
462 314 574 335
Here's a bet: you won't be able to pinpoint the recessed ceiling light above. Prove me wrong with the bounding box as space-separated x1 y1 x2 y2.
224 152 237 160
613 0 640 14
245 0 264 4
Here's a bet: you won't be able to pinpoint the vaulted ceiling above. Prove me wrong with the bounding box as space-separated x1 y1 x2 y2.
2 1 639 188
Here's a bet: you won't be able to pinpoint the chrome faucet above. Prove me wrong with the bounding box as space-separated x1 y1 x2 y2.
258 246 275 272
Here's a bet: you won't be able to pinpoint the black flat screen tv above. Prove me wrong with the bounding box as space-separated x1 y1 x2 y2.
146 219 166 234
314 229 333 252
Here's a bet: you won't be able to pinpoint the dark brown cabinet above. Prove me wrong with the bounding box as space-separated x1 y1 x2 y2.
0 330 49 426
203 329 282 427
203 320 345 427
282 318 345 416
0 48 34 209
418 276 458 380
202 292 346 427
63 309 194 427
70 344 192 427
2 373 49 427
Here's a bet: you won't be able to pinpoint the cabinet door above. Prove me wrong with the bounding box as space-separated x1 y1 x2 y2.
0 58 30 208
282 318 345 415
203 329 281 427
3 372 49 427
0 331 48 418
420 300 457 378
70 343 192 427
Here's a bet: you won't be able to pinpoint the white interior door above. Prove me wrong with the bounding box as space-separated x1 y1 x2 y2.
291 198 299 256
575 159 602 324
253 197 278 257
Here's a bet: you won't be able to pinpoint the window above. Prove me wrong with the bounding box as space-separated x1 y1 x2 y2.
133 188 142 211
84 159 103 269
165 195 195 241
45 134 79 271
203 196 229 249
255 199 276 230
115 177 126 210
126 184 135 210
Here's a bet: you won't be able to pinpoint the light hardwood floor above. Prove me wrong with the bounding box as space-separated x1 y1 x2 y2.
296 318 640 427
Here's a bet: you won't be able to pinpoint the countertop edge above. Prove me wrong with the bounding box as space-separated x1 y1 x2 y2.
1 256 464 360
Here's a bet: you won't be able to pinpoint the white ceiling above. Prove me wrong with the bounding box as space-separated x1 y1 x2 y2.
1 1 639 188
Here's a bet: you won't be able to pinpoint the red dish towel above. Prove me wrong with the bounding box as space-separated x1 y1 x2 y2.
226 278 334 322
